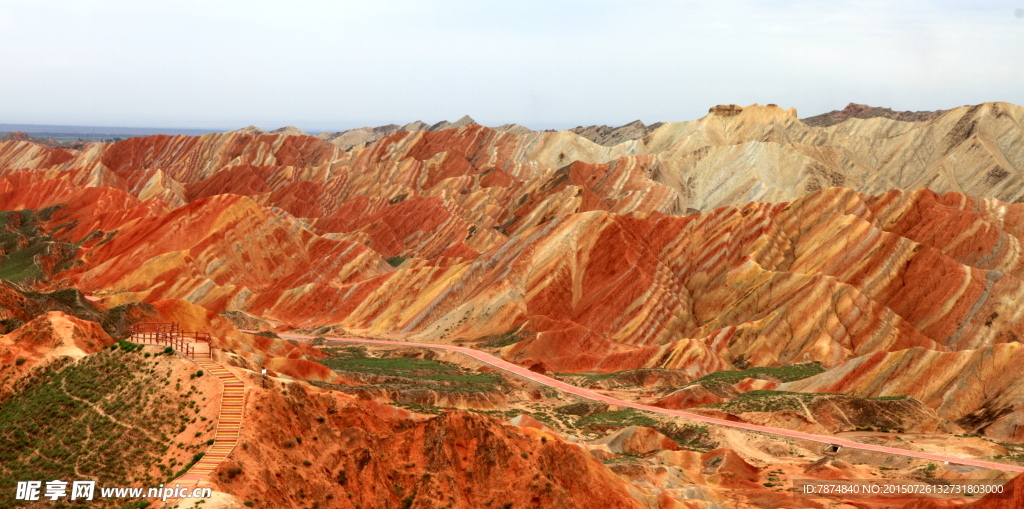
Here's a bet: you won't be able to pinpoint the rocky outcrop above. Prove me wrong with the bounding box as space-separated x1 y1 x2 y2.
785 344 1024 440
0 311 113 400
802 102 950 127
708 104 745 116
316 116 477 150
493 123 533 135
591 426 680 455
653 385 724 410
568 120 664 146
222 384 646 509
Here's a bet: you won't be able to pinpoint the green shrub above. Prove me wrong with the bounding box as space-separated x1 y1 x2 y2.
117 340 144 352
693 363 826 387
14 357 26 366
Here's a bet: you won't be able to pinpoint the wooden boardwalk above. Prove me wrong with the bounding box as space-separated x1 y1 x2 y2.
130 322 245 492
174 358 245 486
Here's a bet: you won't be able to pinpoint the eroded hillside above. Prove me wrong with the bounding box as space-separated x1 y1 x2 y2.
3 103 1024 507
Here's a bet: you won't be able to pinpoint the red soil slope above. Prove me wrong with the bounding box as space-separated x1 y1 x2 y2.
219 383 647 509
3 119 1024 444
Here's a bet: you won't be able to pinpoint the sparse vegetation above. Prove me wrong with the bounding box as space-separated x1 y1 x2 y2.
575 409 658 429
479 328 527 349
554 402 609 417
601 453 642 464
0 207 78 282
316 346 503 393
0 348 209 508
661 424 716 452
916 462 938 479
554 368 676 386
703 390 908 413
385 256 408 267
692 363 826 388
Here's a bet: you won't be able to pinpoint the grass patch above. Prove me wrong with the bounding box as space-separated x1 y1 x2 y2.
661 423 716 452
555 402 609 417
0 207 83 283
553 368 685 388
385 256 408 267
703 390 908 413
316 347 503 393
575 409 658 429
556 372 618 382
691 363 826 388
602 453 642 464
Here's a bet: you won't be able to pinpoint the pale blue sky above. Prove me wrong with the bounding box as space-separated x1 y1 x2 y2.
1 1 1022 131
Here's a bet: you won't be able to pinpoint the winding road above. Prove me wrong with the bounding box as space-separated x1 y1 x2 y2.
262 331 1024 474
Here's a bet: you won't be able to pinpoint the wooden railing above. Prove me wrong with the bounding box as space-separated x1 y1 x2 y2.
128 322 211 359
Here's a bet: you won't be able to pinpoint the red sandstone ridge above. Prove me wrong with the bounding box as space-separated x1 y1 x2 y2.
5 105 1024 506
217 383 646 509
592 426 681 455
3 102 1022 218
6 164 1024 439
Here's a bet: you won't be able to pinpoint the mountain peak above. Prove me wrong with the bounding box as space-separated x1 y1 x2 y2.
802 103 949 127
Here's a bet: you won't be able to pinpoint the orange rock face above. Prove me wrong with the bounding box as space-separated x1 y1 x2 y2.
653 385 724 410
0 311 113 399
221 384 645 509
592 426 681 455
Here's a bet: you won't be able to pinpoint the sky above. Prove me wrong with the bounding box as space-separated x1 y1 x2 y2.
1 0 1023 132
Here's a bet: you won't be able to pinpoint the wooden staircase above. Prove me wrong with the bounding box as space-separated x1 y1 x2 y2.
173 358 245 487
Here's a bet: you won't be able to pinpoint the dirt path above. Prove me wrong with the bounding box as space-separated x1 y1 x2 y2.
59 376 161 443
261 330 1024 474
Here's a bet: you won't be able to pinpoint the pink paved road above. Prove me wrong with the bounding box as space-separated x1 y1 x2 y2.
262 331 1024 474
